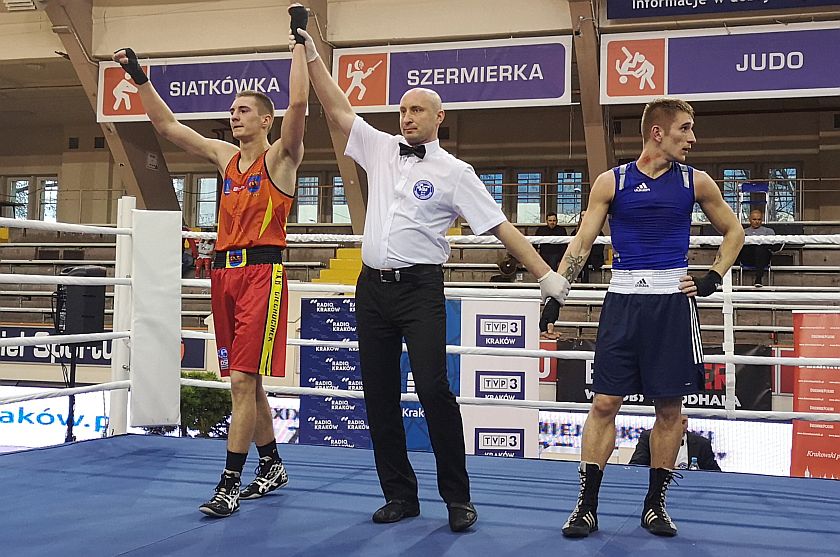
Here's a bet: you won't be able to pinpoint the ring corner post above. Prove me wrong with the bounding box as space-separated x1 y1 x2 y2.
108 196 136 436
129 208 182 428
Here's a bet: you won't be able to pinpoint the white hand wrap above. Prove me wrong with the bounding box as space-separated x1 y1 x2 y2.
298 29 319 62
538 271 571 305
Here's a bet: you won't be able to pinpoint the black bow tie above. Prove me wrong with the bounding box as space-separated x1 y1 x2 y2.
399 143 426 159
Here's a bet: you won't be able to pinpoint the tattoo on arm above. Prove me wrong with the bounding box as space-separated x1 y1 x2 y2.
562 254 585 282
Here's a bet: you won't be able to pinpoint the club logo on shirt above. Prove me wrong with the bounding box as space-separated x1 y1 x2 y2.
413 180 434 200
246 174 261 193
223 178 232 195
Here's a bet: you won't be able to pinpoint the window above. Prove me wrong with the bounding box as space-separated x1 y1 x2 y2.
768 167 797 222
8 178 29 219
557 171 583 223
694 168 750 223
171 176 185 212
722 168 750 219
332 176 351 224
516 172 542 224
38 178 58 222
6 176 58 221
195 176 218 227
296 176 319 224
479 172 504 206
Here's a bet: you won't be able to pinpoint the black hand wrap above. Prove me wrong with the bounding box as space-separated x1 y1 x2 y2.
289 5 309 45
116 48 148 85
692 270 722 297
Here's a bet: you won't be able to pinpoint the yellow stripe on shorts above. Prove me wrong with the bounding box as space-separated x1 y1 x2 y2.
259 263 284 376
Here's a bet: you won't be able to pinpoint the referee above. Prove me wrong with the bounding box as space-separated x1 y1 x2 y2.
295 30 570 532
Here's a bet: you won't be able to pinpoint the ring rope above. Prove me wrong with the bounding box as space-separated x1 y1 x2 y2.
178 331 840 367
0 217 131 236
181 231 840 246
0 380 130 406
181 279 840 303
179 378 840 423
0 331 129 348
0 274 131 286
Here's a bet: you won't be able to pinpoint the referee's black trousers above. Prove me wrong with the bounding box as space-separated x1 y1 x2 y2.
355 265 470 505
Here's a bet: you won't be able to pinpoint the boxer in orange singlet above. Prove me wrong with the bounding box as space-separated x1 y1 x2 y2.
114 3 311 518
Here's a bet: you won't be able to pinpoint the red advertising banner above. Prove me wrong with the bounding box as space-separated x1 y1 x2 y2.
791 312 840 478
790 421 840 479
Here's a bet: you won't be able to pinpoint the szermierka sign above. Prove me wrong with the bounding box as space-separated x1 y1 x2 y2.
601 21 840 104
332 37 572 113
96 53 293 122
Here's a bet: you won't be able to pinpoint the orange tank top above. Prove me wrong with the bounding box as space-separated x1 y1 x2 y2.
216 150 294 251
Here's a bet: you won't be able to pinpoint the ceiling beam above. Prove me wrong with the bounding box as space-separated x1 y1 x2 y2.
43 0 179 211
569 0 615 185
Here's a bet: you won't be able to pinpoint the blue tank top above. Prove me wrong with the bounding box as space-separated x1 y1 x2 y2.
609 162 695 270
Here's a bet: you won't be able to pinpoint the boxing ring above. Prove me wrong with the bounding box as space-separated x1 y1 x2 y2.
1 198 839 556
3 435 839 556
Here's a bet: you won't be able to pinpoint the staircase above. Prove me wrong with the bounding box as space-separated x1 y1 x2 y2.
312 247 362 285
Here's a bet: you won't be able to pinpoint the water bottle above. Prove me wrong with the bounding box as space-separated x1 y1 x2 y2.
688 457 699 471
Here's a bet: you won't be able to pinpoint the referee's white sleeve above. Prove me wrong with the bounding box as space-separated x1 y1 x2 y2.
453 166 507 236
344 116 393 171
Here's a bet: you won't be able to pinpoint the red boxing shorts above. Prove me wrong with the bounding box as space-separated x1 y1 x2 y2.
210 261 289 377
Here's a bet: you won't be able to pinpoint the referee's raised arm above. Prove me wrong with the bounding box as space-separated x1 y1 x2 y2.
293 28 356 136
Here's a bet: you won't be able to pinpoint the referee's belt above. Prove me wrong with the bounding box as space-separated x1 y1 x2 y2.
362 263 441 283
213 246 284 269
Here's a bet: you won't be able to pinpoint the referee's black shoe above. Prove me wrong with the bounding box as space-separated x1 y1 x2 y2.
562 462 603 538
372 499 420 523
447 502 478 532
641 468 680 536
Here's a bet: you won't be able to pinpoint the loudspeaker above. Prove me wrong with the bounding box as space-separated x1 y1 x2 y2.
56 266 107 336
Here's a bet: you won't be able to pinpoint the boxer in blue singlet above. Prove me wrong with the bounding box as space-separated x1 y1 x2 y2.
558 98 744 538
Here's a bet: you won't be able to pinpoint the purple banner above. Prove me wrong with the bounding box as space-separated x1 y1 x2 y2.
299 297 371 449
387 43 566 104
152 59 291 115
668 28 840 94
608 0 840 20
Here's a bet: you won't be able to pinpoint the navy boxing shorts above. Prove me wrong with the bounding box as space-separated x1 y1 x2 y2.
592 269 704 399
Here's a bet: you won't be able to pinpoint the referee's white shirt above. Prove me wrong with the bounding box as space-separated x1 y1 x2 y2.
345 116 506 269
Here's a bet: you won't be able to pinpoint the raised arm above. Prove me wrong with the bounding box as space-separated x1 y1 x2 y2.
112 48 234 170
268 4 309 169
295 29 357 136
557 171 613 284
